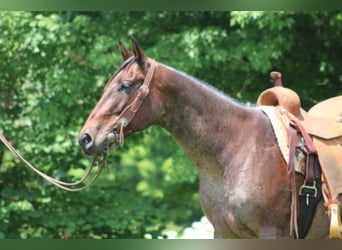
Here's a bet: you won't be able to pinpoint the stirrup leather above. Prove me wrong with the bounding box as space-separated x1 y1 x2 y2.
328 202 342 239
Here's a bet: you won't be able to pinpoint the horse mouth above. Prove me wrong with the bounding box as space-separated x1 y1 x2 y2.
105 131 120 151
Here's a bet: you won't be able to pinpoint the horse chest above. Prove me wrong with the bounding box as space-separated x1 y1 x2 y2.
197 170 260 237
196 154 279 238
199 186 260 237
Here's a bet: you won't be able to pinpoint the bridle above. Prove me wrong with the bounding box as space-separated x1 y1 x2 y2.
106 59 156 148
0 58 156 192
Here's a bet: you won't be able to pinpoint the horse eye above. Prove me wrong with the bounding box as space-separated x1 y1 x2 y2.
118 82 132 92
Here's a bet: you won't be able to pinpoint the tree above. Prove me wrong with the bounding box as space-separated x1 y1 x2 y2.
0 11 341 238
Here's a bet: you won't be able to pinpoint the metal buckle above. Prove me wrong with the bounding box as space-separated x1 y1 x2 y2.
119 118 128 128
299 181 318 206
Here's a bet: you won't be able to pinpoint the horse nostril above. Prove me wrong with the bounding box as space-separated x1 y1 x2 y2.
80 133 94 152
82 133 91 144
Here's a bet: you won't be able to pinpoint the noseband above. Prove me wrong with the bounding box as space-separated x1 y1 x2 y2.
106 59 156 148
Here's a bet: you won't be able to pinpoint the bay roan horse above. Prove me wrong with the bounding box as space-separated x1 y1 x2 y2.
79 38 331 238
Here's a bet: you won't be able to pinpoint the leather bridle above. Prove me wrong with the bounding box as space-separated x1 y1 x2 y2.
106 59 156 148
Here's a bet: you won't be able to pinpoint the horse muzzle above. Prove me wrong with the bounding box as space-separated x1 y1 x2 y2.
79 130 122 155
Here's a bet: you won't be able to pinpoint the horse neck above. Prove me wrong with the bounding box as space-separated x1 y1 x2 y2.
154 64 259 170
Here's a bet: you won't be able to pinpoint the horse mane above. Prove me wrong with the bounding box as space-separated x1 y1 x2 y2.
162 63 252 109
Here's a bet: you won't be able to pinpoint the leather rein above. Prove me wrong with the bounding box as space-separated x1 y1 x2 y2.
0 59 156 192
0 132 106 192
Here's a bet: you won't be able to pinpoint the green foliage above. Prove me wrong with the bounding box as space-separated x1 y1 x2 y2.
0 11 341 238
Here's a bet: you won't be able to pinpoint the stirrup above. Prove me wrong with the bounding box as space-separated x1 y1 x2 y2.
328 202 342 239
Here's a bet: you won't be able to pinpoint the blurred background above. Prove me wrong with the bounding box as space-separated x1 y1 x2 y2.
0 11 341 238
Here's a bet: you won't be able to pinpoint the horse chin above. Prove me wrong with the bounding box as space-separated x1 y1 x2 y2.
106 140 120 153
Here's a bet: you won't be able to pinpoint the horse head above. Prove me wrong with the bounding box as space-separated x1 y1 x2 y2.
79 37 163 155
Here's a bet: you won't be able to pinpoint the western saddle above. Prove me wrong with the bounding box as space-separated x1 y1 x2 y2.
257 72 342 239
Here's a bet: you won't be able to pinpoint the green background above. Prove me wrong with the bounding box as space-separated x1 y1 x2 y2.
0 7 341 247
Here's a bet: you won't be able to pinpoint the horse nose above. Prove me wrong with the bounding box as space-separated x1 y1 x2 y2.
79 133 94 154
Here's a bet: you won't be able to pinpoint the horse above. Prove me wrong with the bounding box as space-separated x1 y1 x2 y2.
78 37 332 238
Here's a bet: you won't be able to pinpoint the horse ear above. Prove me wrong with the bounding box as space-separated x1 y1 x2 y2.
130 36 145 65
118 41 132 61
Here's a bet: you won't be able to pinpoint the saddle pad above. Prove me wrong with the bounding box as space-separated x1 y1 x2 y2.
260 106 289 164
260 106 305 175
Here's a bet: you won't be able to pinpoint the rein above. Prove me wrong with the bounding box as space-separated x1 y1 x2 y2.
106 59 156 146
0 132 106 192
